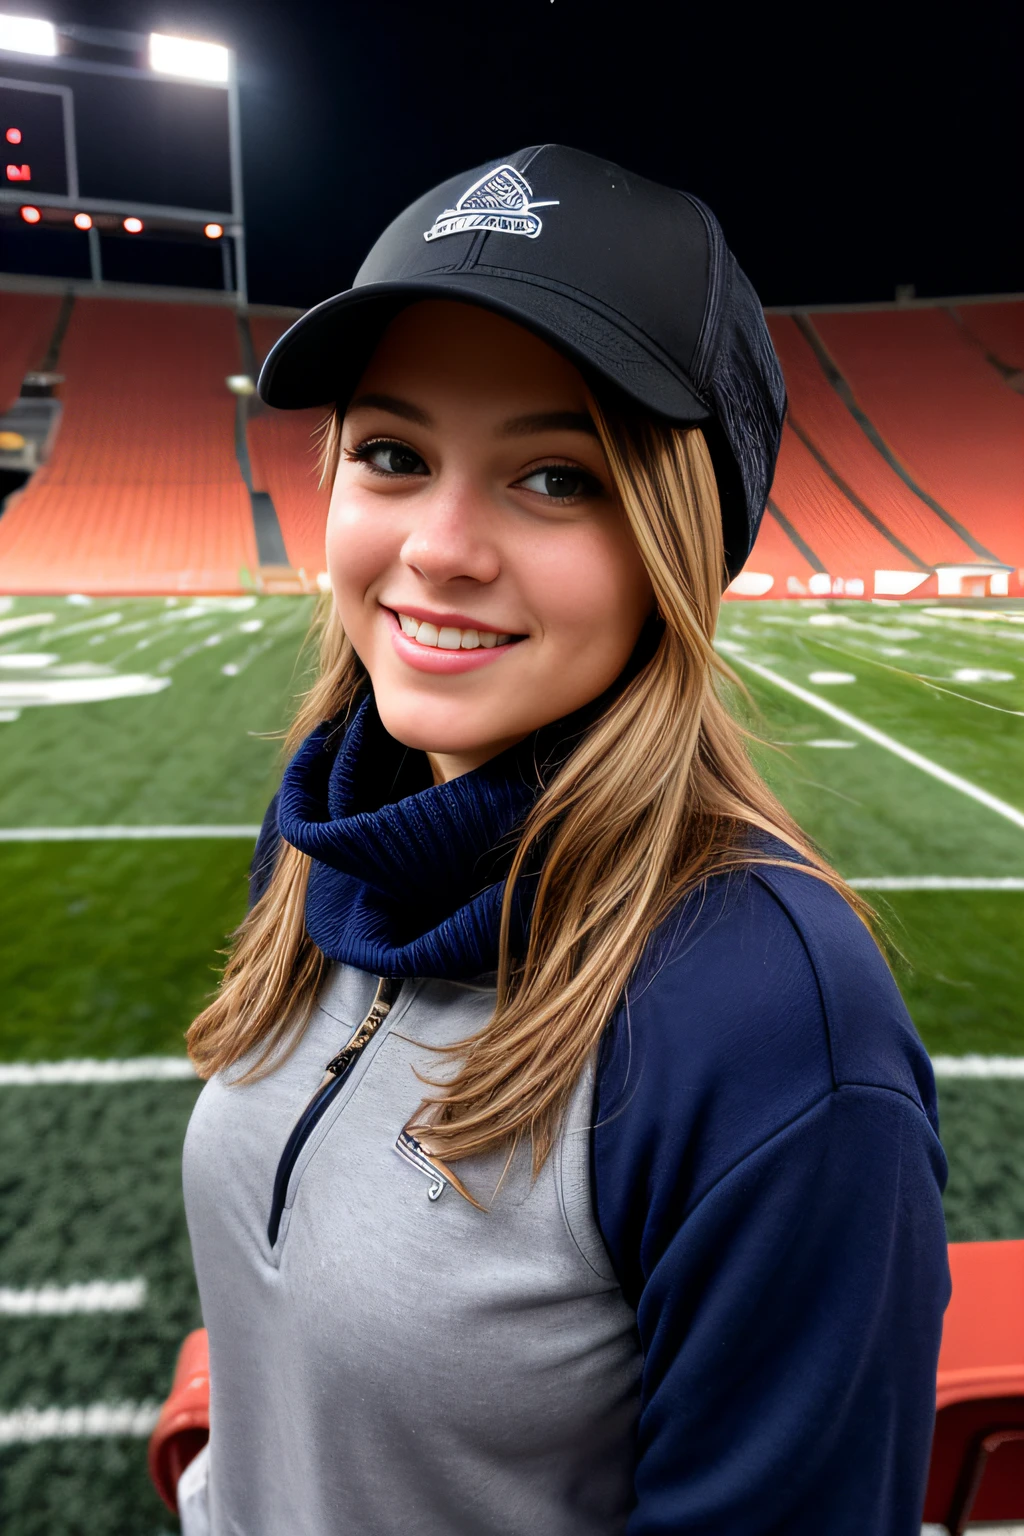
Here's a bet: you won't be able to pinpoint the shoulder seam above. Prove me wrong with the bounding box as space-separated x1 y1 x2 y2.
750 865 839 1091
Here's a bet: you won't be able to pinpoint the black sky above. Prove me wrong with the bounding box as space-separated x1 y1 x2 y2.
42 0 1022 310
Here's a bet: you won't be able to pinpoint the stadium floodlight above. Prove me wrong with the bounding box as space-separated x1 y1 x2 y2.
0 14 57 56
149 32 229 82
6 127 22 144
123 216 143 233
19 204 40 223
204 222 223 239
225 374 255 396
73 212 92 231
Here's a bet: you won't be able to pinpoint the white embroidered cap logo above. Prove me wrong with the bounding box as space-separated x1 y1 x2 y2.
423 164 559 243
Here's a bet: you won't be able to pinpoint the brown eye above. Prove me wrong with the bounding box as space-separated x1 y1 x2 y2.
518 466 598 500
355 440 428 476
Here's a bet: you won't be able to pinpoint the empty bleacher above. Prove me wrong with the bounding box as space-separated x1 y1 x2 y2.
0 291 61 410
247 316 330 580
0 296 256 594
738 300 1024 599
810 308 1023 567
0 281 1020 600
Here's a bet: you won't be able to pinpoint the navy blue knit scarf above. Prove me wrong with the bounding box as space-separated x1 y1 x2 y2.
276 617 663 978
276 694 575 978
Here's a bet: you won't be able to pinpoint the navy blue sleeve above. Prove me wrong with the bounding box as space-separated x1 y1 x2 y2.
247 790 282 912
593 863 950 1536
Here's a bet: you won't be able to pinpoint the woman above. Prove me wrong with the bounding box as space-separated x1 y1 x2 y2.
181 146 949 1535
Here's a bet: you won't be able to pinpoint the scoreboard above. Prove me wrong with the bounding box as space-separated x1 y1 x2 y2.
0 23 243 297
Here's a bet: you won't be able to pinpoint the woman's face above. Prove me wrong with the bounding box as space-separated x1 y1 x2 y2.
328 300 654 781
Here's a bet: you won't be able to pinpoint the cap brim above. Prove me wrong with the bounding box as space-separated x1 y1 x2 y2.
257 272 710 426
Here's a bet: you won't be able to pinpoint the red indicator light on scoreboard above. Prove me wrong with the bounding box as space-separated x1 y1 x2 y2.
123 216 143 234
204 222 223 239
6 163 31 182
74 212 93 231
20 205 40 224
5 127 22 145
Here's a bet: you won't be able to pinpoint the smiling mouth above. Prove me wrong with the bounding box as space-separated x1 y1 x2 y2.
391 610 525 651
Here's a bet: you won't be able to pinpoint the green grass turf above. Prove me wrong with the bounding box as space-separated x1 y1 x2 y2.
0 594 1021 1535
0 840 251 1059
0 1080 201 1535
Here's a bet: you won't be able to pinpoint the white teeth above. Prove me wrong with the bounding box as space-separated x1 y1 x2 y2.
395 613 515 650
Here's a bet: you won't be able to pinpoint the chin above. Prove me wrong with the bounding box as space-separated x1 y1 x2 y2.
374 693 523 759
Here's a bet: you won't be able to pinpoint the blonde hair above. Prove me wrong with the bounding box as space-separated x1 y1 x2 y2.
187 392 872 1178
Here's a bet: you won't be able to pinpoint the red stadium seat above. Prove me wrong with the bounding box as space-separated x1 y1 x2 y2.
0 297 258 593
924 1240 1024 1533
148 1326 210 1515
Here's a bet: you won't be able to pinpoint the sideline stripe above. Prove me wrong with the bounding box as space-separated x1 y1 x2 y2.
932 1056 1024 1079
0 824 261 842
724 653 1024 831
0 1058 197 1085
848 877 1024 891
0 1401 160 1445
0 1279 147 1316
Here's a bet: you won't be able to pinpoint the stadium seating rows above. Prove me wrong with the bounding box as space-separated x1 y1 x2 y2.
248 316 331 579
0 291 60 411
739 303 1024 599
0 288 1020 598
0 299 257 594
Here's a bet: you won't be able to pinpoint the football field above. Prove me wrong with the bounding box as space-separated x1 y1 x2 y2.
0 593 1021 1534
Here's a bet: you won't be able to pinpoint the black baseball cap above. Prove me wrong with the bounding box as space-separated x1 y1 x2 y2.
258 144 786 580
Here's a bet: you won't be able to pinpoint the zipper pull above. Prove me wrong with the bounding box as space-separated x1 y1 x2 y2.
323 976 397 1080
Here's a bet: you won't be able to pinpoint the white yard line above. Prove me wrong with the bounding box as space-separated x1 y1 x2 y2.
0 825 261 841
931 1056 1024 1079
0 1279 147 1315
0 1058 196 1084
848 877 1024 890
724 653 1024 831
0 1401 160 1445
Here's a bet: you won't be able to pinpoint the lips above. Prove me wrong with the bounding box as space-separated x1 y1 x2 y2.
383 605 526 651
381 607 523 674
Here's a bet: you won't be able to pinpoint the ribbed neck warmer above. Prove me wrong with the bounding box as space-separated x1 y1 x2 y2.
277 693 564 978
276 617 663 978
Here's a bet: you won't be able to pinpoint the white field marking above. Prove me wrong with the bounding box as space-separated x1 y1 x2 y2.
724 653 1024 832
0 674 170 706
47 612 123 638
0 1401 160 1445
952 667 1015 682
806 739 857 749
0 654 59 669
922 608 1024 624
0 1278 146 1315
0 613 56 638
0 1058 197 1084
931 1056 1024 1079
0 824 260 842
847 876 1024 890
808 670 857 684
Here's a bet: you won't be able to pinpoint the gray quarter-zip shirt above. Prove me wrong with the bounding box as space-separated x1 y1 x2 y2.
183 961 642 1536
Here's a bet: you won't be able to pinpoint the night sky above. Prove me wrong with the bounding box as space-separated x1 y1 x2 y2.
31 0 1023 311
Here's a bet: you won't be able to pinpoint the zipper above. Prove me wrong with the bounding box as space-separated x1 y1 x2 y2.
267 976 400 1247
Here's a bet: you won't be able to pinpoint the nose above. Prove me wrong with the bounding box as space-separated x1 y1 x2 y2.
399 477 501 587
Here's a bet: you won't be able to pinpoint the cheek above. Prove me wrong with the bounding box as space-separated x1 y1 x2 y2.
325 478 397 615
521 519 652 651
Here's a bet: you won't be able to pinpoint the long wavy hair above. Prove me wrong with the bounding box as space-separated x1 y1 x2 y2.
187 389 873 1179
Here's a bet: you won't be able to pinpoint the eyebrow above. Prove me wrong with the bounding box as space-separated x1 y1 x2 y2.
346 394 599 439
